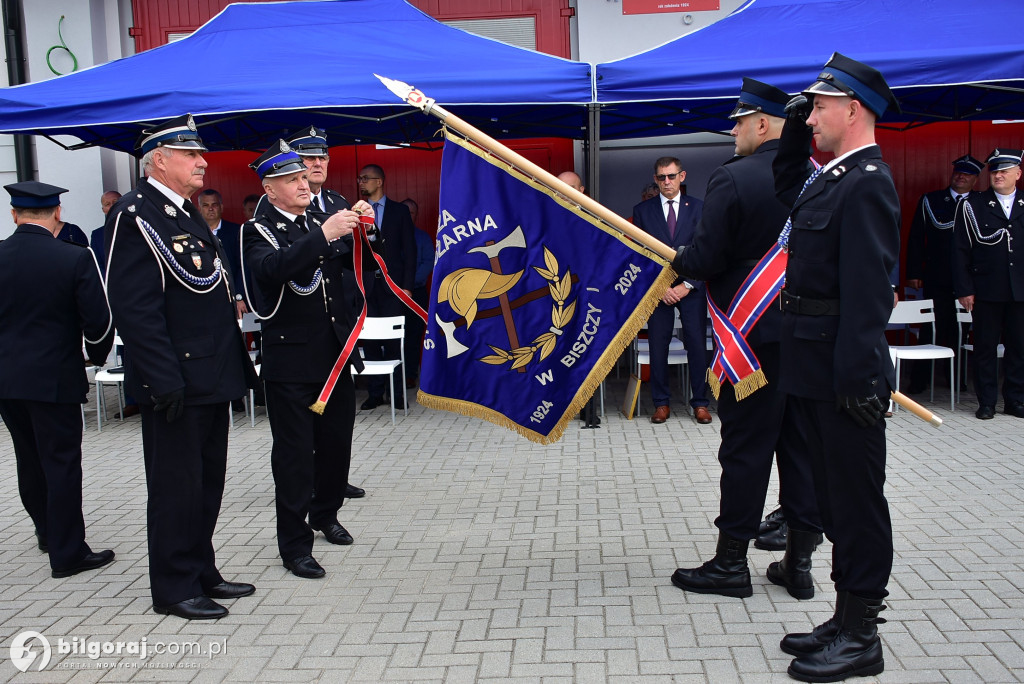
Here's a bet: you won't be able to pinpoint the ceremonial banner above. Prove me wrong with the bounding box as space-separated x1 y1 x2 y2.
418 132 673 443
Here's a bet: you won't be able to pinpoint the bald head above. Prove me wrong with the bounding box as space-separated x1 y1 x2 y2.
557 171 585 195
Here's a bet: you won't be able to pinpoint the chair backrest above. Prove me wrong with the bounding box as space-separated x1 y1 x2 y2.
887 298 936 326
239 312 261 333
955 301 972 324
359 316 405 341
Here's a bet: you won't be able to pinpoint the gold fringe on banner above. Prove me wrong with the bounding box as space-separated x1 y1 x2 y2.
418 264 675 445
706 369 722 401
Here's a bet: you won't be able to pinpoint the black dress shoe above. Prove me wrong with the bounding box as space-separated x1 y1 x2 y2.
976 405 996 420
345 483 366 498
205 581 255 599
360 395 385 410
283 555 326 579
154 596 228 620
313 522 354 545
1005 401 1024 418
51 549 115 578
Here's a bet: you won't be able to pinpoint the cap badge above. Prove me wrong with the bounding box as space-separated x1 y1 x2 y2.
279 140 290 153
186 114 197 132
309 126 317 136
165 204 177 217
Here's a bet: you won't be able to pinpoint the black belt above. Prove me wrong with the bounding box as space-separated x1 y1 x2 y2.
780 291 840 316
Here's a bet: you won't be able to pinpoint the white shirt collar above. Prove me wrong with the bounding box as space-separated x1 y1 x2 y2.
822 143 875 173
147 176 188 211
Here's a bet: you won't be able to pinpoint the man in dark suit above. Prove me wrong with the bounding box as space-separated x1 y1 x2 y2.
669 79 822 601
105 115 257 620
197 189 246 318
243 141 372 579
0 181 115 578
357 163 416 410
89 190 122 274
632 156 710 424
905 155 983 393
771 54 900 682
952 149 1024 420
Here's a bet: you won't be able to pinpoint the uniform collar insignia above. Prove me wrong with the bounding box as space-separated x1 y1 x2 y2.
165 204 177 217
276 222 286 230
865 164 877 171
1018 199 1023 206
989 200 997 207
128 205 136 213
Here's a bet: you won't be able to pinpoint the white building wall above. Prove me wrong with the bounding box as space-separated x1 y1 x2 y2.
1 0 135 239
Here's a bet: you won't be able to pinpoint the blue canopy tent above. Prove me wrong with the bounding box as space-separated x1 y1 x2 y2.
595 0 1024 139
0 0 593 152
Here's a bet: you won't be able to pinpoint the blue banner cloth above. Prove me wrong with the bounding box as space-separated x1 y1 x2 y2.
418 132 672 443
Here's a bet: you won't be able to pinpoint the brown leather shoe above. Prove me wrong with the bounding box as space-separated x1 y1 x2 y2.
651 405 670 424
694 406 713 424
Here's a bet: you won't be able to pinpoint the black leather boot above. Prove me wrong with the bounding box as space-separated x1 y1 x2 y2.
755 518 788 551
670 532 752 598
766 527 817 600
758 506 784 535
781 592 847 656
787 594 886 683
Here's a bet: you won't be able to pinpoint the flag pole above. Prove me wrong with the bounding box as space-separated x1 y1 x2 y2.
373 74 941 427
374 74 678 263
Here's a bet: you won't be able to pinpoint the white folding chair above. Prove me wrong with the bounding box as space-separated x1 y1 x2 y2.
238 313 262 426
94 334 126 432
956 302 1004 405
887 299 955 411
632 332 689 409
351 316 407 424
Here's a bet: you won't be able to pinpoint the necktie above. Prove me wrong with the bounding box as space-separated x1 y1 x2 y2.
666 199 677 239
311 195 322 211
183 199 198 217
295 214 307 232
956 194 965 202
372 202 381 228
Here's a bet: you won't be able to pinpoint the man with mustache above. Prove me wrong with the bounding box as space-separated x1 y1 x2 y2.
105 114 258 620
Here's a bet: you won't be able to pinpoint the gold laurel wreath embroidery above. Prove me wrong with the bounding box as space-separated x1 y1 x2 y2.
480 246 577 370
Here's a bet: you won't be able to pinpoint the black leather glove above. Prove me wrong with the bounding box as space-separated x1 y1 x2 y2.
151 388 185 424
671 246 687 275
835 394 887 428
784 94 812 124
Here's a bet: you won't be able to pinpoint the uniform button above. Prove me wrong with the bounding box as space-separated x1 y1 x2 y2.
331 317 336 322
328 297 333 302
280 335 285 340
870 379 877 385
325 278 331 284
185 353 191 358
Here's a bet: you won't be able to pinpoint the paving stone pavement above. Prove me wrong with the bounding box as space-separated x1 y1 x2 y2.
0 378 1022 683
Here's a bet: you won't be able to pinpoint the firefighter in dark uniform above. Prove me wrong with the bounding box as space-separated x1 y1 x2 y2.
0 181 115 578
669 79 822 601
285 126 367 499
242 141 373 579
952 149 1024 420
905 154 983 393
105 115 257 620
771 54 900 682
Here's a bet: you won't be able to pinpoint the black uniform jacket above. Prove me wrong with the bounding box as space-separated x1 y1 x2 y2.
0 224 113 403
952 188 1024 302
676 139 788 348
242 204 361 384
105 178 255 404
906 188 974 297
773 124 900 401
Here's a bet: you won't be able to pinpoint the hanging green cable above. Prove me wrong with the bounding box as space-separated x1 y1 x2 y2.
46 15 78 75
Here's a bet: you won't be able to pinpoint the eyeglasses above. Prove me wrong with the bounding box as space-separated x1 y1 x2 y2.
356 175 382 183
655 173 679 181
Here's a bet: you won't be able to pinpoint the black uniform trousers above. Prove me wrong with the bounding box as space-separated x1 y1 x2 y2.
365 281 407 404
140 403 228 606
971 300 1024 407
0 400 90 570
789 396 892 599
647 295 709 408
714 343 820 539
264 371 354 560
